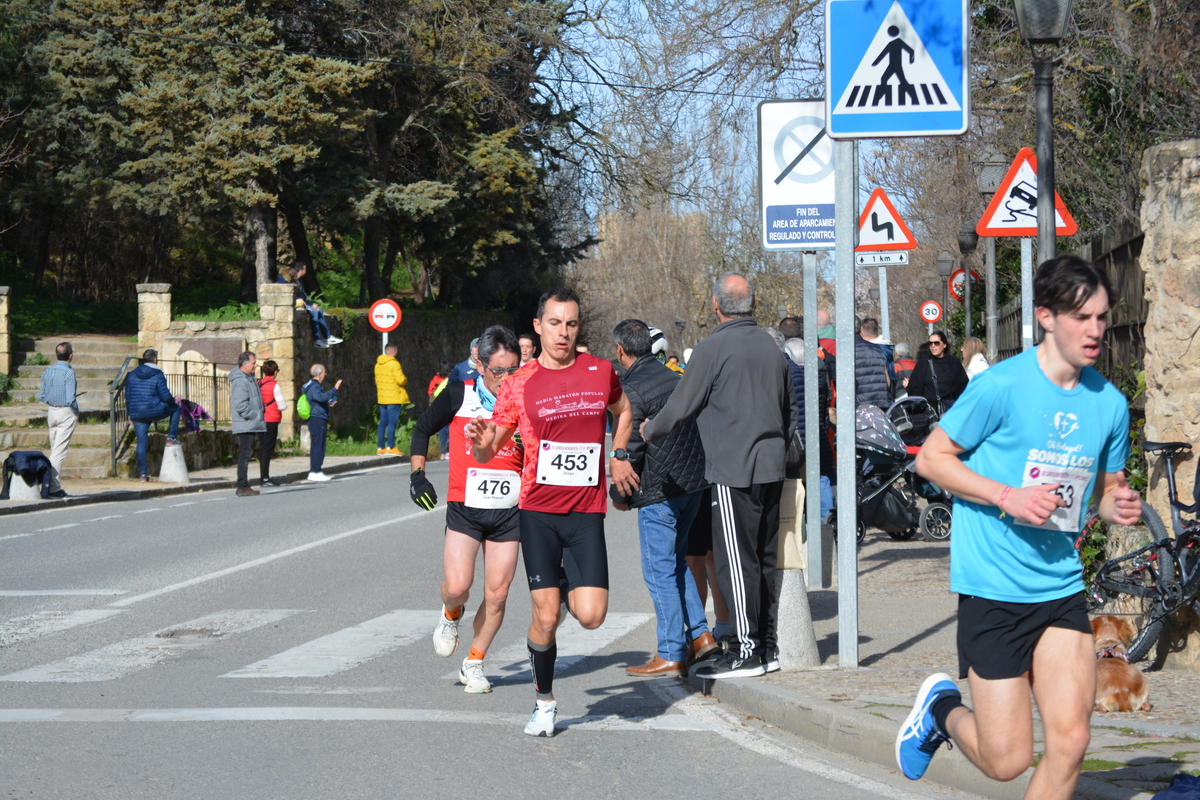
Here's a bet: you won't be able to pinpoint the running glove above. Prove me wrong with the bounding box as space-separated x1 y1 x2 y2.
410 469 437 509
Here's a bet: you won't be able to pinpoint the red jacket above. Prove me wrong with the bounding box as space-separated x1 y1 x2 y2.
259 376 282 423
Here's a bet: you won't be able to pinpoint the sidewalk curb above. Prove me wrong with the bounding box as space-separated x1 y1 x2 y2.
689 673 1157 800
0 456 406 516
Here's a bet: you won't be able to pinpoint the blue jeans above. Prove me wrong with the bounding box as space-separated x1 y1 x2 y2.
377 404 400 449
637 491 710 661
131 406 181 477
308 418 328 473
820 475 834 520
306 305 332 341
437 425 450 456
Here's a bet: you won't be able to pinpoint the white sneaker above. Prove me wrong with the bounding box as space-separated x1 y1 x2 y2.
307 472 331 482
315 339 329 348
326 336 343 345
432 609 460 657
459 657 491 694
524 699 557 737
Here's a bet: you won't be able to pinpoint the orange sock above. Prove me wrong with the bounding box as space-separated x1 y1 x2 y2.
467 646 486 661
444 605 463 620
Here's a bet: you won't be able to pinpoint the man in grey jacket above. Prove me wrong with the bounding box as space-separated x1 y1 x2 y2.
641 272 797 679
230 351 266 497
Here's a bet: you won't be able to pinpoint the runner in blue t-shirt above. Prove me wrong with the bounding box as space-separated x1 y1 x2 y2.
895 255 1143 800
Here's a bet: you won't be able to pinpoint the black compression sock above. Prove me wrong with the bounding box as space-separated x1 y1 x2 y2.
931 694 965 738
528 637 557 700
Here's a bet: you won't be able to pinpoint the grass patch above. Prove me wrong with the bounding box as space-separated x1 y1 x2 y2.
26 352 50 366
1081 759 1128 772
173 284 260 322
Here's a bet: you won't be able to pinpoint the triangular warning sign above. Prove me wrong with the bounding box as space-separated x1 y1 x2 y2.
976 148 1078 237
831 1 962 116
856 188 917 251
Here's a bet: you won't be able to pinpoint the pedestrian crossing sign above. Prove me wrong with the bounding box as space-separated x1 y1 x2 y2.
856 188 917 251
826 0 969 138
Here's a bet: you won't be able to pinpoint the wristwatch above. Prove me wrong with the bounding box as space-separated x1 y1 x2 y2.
609 448 629 461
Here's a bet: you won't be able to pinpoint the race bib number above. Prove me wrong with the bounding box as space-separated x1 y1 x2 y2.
1016 462 1093 532
464 468 520 509
535 441 599 487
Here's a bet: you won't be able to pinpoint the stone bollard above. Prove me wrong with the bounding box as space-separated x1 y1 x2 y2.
776 569 820 670
8 474 43 501
158 443 190 483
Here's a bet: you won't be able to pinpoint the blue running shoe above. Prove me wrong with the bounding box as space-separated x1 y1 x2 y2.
895 672 958 780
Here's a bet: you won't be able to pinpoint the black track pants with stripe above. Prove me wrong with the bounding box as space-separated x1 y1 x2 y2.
712 481 784 661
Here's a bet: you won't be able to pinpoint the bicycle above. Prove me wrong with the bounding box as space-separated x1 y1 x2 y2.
1084 440 1200 663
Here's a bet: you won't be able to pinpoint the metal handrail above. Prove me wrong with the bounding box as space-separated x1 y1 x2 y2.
109 356 137 477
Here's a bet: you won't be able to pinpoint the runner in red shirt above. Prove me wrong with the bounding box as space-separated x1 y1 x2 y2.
467 287 638 737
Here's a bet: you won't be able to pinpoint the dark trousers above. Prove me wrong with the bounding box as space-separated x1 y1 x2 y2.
236 433 256 489
712 481 784 662
259 422 278 480
308 418 328 473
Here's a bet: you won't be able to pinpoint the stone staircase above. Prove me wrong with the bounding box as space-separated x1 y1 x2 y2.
1 336 140 479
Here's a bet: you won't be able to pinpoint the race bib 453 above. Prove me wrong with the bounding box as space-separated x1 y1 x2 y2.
535 441 599 487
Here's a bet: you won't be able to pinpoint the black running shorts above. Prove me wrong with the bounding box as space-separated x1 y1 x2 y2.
957 592 1092 680
686 486 714 557
520 510 608 591
445 502 520 543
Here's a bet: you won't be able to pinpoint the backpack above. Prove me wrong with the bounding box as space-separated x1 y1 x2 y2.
296 382 312 421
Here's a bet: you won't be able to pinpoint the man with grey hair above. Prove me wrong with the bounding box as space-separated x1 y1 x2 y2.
301 363 342 481
230 351 265 497
641 272 797 679
36 342 78 497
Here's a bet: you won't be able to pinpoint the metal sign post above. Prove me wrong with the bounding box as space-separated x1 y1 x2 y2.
803 251 827 590
878 266 890 341
1021 238 1034 350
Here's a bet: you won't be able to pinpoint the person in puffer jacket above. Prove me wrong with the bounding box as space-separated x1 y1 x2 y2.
374 345 410 455
853 316 892 410
125 349 181 480
784 338 836 520
610 319 716 678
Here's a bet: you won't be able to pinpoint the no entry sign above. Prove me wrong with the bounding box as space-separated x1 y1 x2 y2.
369 299 402 333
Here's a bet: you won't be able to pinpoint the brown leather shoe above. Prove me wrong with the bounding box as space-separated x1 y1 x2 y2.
625 657 685 677
236 487 260 497
691 632 718 663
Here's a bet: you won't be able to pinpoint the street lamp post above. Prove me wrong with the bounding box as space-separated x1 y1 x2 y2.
957 225 979 338
973 147 1007 361
935 250 955 335
1014 0 1075 265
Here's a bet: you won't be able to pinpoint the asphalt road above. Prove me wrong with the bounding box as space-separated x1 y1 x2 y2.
1 463 983 799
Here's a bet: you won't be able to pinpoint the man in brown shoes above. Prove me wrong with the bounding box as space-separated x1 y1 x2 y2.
608 320 717 678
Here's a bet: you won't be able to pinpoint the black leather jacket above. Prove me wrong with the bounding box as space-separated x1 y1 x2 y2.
617 354 709 508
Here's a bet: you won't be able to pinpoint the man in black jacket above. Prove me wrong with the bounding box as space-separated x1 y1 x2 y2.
642 273 797 679
611 319 717 678
854 316 892 410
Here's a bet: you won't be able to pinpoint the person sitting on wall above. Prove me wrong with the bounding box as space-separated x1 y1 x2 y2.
278 263 343 349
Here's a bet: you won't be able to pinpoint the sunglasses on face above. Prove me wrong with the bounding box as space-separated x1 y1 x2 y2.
487 366 521 378
929 340 945 347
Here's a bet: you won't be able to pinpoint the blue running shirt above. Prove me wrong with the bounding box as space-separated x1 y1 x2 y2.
937 347 1130 602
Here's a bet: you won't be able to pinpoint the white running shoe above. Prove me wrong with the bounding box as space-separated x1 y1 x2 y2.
326 336 343 345
432 609 460 657
524 699 557 737
307 472 331 482
459 657 491 693
315 339 329 348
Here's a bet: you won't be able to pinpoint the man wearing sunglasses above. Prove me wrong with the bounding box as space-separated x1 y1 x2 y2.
409 325 525 696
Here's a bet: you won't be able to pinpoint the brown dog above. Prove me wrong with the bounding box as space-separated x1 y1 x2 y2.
1091 615 1152 713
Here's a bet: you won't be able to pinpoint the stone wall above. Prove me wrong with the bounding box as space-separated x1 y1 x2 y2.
1139 138 1200 671
0 286 10 378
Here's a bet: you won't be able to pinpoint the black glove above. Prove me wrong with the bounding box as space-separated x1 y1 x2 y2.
410 469 437 510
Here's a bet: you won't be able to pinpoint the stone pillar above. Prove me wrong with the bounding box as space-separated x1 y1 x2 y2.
259 283 299 439
0 286 11 378
137 284 173 350
1139 138 1200 672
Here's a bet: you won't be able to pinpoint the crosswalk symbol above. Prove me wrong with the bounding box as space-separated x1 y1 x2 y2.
833 2 960 117
856 188 917 251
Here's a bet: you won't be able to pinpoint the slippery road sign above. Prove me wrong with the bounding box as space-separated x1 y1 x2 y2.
976 148 1078 237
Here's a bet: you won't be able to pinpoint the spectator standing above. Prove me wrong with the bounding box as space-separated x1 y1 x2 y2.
448 339 480 383
784 338 836 520
853 316 892 410
610 319 716 677
518 333 536 365
861 317 894 374
124 348 181 483
665 354 683 374
816 309 838 356
962 337 990 380
428 360 454 460
230 351 265 498
302 364 341 481
36 342 80 497
642 272 797 679
278 263 342 348
891 342 917 395
374 343 410 456
257 360 286 487
907 330 970 416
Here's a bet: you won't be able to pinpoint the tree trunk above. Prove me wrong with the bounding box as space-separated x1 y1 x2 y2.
381 233 400 295
240 193 277 304
31 205 55 294
363 215 384 302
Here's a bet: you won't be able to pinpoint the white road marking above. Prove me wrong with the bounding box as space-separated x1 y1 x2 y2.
0 534 34 541
1 610 299 682
222 609 441 678
36 524 79 532
443 612 653 683
168 502 196 508
87 515 123 522
0 590 127 596
133 508 161 514
0 707 711 731
0 609 123 648
644 680 930 800
108 508 438 608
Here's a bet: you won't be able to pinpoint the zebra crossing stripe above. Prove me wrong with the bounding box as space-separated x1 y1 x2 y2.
441 612 653 683
222 610 442 678
0 609 123 648
0 610 300 683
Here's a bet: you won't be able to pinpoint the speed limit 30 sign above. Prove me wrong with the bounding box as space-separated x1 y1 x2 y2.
920 300 943 324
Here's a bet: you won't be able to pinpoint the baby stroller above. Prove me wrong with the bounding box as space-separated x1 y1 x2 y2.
886 396 954 542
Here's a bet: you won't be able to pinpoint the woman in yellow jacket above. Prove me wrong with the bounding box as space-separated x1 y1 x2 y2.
375 344 410 455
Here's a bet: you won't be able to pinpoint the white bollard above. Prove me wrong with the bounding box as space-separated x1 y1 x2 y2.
8 474 43 501
158 443 190 483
